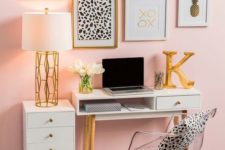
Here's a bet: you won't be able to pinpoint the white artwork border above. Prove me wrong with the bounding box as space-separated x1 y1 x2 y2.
178 0 209 27
125 0 168 41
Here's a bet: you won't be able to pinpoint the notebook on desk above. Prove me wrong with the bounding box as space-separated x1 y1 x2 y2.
102 57 153 96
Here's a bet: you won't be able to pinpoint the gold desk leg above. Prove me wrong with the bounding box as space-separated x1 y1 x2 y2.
182 110 188 119
90 115 96 150
173 110 188 150
84 116 91 150
173 110 188 125
83 115 96 150
182 110 188 150
173 116 180 125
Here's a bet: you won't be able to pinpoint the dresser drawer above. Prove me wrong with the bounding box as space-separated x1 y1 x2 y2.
156 95 201 110
26 127 74 144
27 142 74 150
27 112 74 128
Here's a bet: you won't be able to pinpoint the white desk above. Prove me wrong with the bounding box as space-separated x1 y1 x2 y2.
72 88 201 150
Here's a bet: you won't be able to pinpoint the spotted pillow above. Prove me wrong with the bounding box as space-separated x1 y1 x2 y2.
158 108 217 150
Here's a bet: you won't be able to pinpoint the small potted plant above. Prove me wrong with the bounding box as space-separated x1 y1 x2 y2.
70 60 105 94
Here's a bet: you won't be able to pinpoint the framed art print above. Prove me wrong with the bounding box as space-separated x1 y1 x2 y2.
178 0 209 27
73 0 118 48
125 0 167 41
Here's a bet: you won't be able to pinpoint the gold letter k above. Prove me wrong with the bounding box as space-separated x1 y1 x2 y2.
163 51 195 89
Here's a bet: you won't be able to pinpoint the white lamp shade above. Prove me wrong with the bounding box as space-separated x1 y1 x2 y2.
22 12 72 51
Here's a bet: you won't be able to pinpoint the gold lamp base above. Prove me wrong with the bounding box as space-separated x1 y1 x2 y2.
35 51 59 107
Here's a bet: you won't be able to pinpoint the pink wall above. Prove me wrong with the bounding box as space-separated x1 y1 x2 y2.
0 0 225 149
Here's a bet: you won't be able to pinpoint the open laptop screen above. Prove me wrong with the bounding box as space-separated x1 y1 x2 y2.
102 57 144 88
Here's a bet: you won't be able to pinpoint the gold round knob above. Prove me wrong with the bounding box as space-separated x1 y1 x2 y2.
49 134 53 138
49 118 53 123
175 101 181 106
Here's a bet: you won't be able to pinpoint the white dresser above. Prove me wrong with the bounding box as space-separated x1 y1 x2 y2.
23 100 75 150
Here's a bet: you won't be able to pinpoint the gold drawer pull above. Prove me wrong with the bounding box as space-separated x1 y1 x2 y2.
49 149 53 150
49 134 53 138
175 101 181 106
49 118 53 123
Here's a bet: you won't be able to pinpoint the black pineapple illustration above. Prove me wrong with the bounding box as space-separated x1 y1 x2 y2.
190 0 200 17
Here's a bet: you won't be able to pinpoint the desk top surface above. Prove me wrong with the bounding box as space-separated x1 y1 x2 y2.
74 88 200 100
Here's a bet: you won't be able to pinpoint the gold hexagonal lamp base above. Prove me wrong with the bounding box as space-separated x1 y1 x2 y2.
35 51 59 107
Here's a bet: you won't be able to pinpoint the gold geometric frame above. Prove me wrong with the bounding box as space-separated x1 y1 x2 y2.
72 0 118 49
35 51 59 107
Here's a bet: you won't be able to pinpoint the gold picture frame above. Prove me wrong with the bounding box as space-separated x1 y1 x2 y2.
72 0 118 49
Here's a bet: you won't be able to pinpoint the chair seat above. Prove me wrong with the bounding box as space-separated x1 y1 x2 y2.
129 132 204 150
129 108 216 150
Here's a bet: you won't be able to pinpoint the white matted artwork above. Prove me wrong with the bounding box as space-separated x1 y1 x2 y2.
178 0 209 27
125 0 167 41
73 0 118 48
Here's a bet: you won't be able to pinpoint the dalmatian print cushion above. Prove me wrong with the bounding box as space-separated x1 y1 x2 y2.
158 108 217 150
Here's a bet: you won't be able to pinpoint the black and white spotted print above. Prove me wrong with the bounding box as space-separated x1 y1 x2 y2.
158 108 217 150
78 0 112 40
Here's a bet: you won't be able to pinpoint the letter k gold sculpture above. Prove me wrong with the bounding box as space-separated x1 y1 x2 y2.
163 51 195 89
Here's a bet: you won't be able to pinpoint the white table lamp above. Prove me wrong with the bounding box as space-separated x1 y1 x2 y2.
22 9 72 107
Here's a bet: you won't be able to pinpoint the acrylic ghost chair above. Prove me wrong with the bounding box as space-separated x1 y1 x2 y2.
128 109 217 150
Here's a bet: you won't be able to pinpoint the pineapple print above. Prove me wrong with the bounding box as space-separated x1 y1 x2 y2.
190 0 200 17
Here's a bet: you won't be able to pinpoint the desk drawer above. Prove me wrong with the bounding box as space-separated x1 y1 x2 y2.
27 112 74 128
26 127 74 144
156 95 201 110
27 142 74 150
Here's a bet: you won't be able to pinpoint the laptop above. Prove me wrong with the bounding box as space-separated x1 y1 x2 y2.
102 57 153 96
